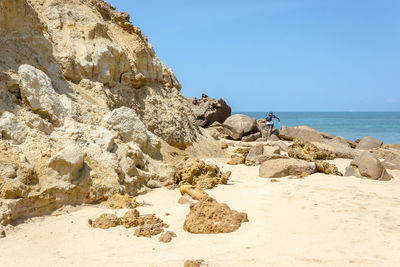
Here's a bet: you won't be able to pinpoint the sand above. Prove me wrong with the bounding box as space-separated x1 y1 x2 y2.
1 158 400 267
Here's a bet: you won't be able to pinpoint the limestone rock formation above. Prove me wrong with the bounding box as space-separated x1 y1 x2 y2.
188 94 231 127
174 158 231 189
259 158 317 178
0 0 208 225
222 114 257 140
183 197 248 234
356 136 383 150
345 152 393 181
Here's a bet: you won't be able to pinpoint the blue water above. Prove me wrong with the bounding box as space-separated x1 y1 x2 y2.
234 112 400 144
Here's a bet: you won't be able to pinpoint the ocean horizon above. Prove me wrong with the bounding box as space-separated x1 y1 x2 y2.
234 112 400 144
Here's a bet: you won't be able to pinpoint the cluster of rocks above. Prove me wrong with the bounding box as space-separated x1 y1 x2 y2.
211 120 398 181
90 208 176 242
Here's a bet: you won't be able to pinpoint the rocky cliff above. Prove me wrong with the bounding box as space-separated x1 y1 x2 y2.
0 0 206 225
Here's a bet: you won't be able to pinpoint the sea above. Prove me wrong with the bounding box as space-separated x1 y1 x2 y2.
234 112 400 145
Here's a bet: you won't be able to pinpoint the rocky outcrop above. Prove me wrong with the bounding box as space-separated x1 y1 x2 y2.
222 114 257 140
345 152 393 181
356 136 383 150
183 197 248 234
259 158 316 178
188 94 231 127
0 0 208 225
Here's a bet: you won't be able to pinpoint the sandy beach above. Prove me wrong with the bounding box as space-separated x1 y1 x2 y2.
1 157 400 267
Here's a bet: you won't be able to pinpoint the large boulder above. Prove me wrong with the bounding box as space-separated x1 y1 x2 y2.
259 158 316 178
187 94 231 127
345 152 393 181
279 126 323 142
222 114 257 140
105 107 160 156
356 136 383 150
18 64 65 124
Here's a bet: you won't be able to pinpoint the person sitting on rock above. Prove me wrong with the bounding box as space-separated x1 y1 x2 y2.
266 112 280 138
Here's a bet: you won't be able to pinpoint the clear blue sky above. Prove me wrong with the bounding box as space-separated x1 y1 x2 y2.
108 0 400 112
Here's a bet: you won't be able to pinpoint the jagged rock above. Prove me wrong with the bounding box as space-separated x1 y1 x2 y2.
356 136 383 150
183 197 248 234
0 112 27 144
0 180 30 199
222 114 257 140
105 107 160 156
345 152 393 181
134 223 165 237
259 158 317 178
315 161 342 176
188 94 231 127
103 194 138 209
18 64 65 124
288 140 335 162
48 145 85 182
159 231 177 243
120 209 141 228
174 158 231 189
279 126 323 142
91 214 121 229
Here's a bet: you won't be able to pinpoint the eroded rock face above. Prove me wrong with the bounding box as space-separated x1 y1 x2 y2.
183 197 248 234
345 152 393 181
174 159 231 189
188 94 231 127
0 0 204 225
259 158 316 178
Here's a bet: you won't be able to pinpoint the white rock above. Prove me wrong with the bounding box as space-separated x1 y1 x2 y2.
18 64 65 124
48 145 85 182
105 107 160 156
0 112 27 144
